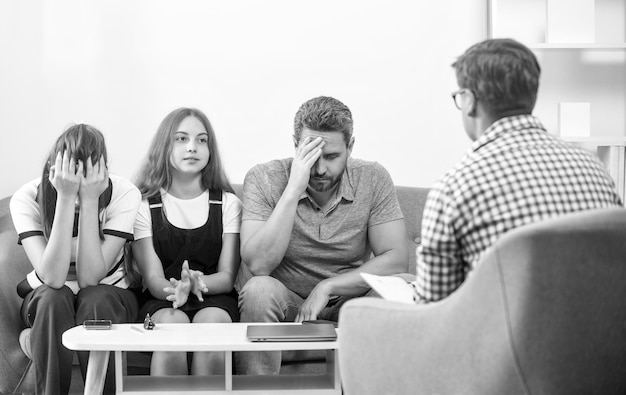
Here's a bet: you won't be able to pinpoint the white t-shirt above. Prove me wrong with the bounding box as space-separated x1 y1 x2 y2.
10 174 141 294
134 190 242 241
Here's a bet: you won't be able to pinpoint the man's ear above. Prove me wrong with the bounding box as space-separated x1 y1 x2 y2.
347 136 355 156
467 90 478 117
293 135 299 148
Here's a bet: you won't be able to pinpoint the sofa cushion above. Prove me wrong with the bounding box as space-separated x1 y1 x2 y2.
395 186 429 273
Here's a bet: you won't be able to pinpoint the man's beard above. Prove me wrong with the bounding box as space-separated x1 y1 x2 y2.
309 174 341 193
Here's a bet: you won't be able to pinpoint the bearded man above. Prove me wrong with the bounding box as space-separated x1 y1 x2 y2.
237 96 409 375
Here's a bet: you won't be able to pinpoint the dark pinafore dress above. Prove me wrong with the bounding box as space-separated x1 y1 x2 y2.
138 189 239 321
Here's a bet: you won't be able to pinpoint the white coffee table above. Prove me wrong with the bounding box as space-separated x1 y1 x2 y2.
62 322 340 394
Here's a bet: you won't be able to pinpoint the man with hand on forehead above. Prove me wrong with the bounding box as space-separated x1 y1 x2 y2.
237 96 409 375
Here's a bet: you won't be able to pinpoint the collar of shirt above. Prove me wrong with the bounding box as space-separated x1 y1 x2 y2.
471 114 547 152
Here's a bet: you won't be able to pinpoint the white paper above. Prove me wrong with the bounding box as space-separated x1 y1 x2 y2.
559 102 591 138
361 273 417 304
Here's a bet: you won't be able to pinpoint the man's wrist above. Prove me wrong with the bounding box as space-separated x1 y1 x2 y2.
316 278 334 296
282 184 304 202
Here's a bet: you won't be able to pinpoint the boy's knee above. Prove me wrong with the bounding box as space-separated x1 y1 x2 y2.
238 276 290 321
239 276 282 303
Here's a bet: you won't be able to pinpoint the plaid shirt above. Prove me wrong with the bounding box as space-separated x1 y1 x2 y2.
415 115 622 302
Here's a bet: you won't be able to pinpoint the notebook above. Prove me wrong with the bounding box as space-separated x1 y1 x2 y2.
246 323 337 342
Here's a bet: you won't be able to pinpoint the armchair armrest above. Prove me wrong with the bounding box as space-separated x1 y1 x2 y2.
338 298 437 395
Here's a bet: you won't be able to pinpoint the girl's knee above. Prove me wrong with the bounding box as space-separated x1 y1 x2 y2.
152 308 191 324
31 285 74 314
192 307 232 324
75 285 127 322
36 284 74 298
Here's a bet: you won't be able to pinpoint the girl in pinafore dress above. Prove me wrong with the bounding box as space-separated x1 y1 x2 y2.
133 108 241 375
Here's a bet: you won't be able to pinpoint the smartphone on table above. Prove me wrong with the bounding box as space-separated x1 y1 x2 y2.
83 319 112 330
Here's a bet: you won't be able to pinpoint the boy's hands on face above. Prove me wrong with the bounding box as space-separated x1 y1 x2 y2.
79 155 109 202
287 136 325 196
49 150 82 200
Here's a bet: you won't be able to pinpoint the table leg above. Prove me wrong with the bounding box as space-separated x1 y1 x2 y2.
84 350 110 395
326 349 341 391
225 351 233 390
115 351 124 393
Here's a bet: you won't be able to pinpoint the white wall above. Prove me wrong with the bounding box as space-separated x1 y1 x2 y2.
0 0 487 198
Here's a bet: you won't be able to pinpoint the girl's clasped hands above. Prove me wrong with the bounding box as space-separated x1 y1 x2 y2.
164 260 209 309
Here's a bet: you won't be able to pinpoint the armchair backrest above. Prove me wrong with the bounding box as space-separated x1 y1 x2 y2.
339 208 626 395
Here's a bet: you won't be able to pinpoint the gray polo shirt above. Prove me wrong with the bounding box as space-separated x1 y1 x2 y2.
242 157 403 298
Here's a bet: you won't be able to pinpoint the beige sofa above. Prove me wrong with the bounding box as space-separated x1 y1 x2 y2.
0 184 430 393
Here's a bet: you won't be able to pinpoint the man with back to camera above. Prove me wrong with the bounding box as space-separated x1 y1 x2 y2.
237 96 409 374
413 38 622 303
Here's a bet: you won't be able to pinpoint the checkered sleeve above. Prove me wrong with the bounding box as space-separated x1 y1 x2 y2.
416 183 467 302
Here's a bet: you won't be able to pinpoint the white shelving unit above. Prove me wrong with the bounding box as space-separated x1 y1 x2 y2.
487 0 626 200
562 137 626 199
529 44 626 49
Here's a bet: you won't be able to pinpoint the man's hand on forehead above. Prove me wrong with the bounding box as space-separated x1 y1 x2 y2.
298 135 325 146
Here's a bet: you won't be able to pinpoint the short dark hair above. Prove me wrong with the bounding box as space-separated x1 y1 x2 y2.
293 96 353 145
452 38 541 117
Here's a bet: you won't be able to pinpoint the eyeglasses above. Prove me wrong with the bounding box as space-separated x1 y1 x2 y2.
451 89 471 110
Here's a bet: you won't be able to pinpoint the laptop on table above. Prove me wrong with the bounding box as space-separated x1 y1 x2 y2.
246 323 337 342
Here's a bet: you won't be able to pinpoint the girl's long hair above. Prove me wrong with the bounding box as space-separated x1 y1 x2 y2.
134 107 234 199
38 123 140 288
38 124 111 239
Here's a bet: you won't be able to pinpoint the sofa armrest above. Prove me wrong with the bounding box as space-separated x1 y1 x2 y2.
0 196 33 393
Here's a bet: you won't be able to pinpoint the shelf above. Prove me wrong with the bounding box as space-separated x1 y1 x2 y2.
120 374 340 394
489 0 626 202
488 0 626 47
561 137 626 146
123 375 225 392
529 43 626 49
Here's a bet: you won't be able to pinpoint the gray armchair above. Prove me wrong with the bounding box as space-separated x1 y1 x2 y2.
338 208 626 395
